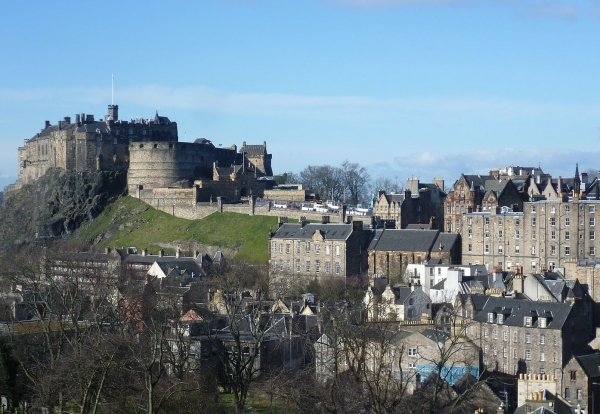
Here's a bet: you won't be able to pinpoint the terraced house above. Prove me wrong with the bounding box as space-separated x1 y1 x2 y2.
268 218 371 294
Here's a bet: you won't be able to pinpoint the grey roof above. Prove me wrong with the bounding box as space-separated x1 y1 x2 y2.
472 295 574 330
272 223 354 241
369 229 440 252
30 123 76 141
75 122 111 134
483 179 510 200
155 260 203 278
383 193 405 204
434 233 459 253
574 353 600 378
239 143 266 156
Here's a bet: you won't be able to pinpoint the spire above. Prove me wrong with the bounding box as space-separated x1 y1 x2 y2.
470 180 475 192
574 163 581 196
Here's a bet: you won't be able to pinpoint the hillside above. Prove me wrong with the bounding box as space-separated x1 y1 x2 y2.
0 169 126 251
75 196 278 264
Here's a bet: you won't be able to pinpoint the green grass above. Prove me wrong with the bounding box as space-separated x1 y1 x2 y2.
75 196 278 264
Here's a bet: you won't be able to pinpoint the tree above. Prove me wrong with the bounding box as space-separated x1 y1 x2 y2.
341 160 371 205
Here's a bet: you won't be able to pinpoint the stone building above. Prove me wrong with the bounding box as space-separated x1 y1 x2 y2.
373 177 445 229
13 105 177 191
368 229 461 285
456 294 592 394
364 281 432 322
268 218 372 294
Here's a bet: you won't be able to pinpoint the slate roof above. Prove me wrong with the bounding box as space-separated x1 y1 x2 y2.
382 193 405 204
483 180 510 200
574 353 600 378
30 123 77 141
155 260 202 278
75 122 111 134
435 233 459 253
369 229 440 252
239 143 266 156
472 295 574 330
272 223 354 241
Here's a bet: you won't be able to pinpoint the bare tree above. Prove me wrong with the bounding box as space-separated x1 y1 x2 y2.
341 160 371 205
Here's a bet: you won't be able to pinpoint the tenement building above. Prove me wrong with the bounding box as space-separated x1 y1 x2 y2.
461 196 600 273
268 218 372 294
457 294 592 396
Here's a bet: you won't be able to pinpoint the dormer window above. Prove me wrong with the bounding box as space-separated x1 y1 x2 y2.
539 317 547 328
497 314 504 324
524 316 532 327
488 313 494 323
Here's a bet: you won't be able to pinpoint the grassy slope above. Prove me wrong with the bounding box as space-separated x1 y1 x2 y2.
75 196 278 264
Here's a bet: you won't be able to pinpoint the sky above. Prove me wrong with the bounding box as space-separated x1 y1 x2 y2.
0 0 599 190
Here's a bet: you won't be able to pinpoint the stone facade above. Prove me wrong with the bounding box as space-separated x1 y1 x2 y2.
268 220 372 294
13 106 177 191
373 177 445 230
461 199 600 273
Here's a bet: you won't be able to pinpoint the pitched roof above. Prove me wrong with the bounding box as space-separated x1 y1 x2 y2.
575 353 600 378
239 143 267 156
272 223 354 241
369 229 440 252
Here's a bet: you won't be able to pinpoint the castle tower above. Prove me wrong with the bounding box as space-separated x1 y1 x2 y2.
107 105 118 121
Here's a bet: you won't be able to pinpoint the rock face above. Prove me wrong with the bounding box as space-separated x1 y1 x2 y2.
0 168 126 250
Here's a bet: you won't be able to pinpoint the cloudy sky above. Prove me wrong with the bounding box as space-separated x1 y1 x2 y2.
0 0 599 189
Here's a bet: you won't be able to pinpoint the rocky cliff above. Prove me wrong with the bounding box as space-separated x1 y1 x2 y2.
0 169 126 250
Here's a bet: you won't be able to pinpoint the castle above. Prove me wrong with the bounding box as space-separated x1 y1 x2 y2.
9 104 273 204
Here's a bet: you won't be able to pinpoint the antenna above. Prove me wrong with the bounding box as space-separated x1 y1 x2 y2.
111 74 114 105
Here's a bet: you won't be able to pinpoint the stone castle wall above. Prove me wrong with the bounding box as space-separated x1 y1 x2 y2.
128 141 217 193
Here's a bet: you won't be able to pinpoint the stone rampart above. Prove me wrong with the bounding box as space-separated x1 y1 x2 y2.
128 141 216 193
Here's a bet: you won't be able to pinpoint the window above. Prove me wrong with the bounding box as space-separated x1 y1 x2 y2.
286 260 291 272
279 260 283 271
578 389 583 400
551 217 556 227
591 231 595 240
271 241 276 251
279 243 283 254
551 206 556 214
540 334 546 344
503 331 508 341
272 261 277 271
485 230 490 238
305 261 310 272
468 229 472 238
408 363 416 368
325 245 330 255
325 262 331 273
565 217 570 227
525 350 531 360
447 203 451 214
493 347 498 356
408 348 417 357
531 205 536 213
315 260 320 273
570 371 577 381
591 246 596 256
296 242 300 254
591 217 596 227
286 244 290 254
590 205 596 213
565 246 570 256
513 349 517 359
468 244 472 252
514 332 518 342
532 245 536 255
498 314 504 324
483 345 488 354
498 230 503 238
485 217 490 226
335 246 340 256
565 388 570 399
525 317 532 327
551 245 556 256
484 328 488 338
531 218 536 227
296 259 300 272
525 333 531 343
515 230 520 239
335 262 340 274
306 242 311 253
485 245 489 254
498 218 503 226
565 205 570 213
515 219 520 226
565 231 570 241
515 245 520 254
531 261 537 271
551 230 556 240
498 245 503 254
468 217 472 225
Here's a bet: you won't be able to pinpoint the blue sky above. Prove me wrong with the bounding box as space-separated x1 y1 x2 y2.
1 0 599 189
